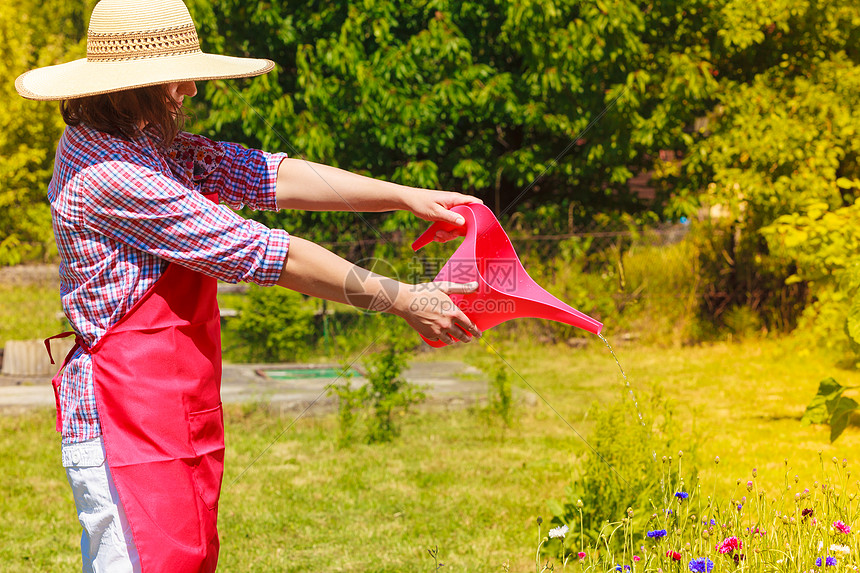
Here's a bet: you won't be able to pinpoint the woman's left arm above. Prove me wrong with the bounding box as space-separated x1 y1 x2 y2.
275 157 481 226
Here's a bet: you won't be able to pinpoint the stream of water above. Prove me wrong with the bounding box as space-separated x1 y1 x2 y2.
598 333 657 462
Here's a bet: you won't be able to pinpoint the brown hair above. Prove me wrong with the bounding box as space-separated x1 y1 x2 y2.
60 84 185 147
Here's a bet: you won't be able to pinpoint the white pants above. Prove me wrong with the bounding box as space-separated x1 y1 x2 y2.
62 437 141 573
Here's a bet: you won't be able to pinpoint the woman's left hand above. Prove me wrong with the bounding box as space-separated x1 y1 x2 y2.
404 189 483 242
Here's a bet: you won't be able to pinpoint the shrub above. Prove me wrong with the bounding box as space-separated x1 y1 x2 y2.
230 285 316 362
545 388 700 554
329 318 425 444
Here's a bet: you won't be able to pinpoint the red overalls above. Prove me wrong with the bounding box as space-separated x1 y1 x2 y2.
50 240 224 571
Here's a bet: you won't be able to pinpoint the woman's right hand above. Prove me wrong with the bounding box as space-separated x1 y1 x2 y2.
392 281 482 345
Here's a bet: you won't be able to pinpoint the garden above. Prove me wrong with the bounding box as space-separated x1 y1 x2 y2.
2 0 860 571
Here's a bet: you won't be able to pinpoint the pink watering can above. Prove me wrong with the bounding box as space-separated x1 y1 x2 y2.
412 203 603 347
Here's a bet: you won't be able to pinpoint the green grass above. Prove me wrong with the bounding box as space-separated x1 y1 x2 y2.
0 284 65 346
1 336 858 571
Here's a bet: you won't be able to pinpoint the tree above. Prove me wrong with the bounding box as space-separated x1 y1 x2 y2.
186 0 722 243
657 0 860 333
0 0 92 265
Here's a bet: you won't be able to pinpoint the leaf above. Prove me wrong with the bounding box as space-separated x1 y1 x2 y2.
829 397 859 442
801 377 845 426
836 177 859 190
848 295 860 344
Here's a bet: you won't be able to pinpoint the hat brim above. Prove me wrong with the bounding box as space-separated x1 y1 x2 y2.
16 52 275 101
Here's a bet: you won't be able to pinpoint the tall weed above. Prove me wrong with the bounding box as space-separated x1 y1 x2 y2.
545 387 700 552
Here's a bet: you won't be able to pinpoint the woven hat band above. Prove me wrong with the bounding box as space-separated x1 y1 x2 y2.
87 23 201 62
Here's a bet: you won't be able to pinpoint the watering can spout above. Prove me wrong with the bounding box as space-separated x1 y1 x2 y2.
411 203 603 347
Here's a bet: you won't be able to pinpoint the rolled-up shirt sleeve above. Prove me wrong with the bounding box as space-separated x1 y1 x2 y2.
79 158 289 286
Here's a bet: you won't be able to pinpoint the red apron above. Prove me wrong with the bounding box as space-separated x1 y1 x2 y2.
50 254 224 572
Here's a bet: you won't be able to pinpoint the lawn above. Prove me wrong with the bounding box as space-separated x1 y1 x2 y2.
1 335 858 571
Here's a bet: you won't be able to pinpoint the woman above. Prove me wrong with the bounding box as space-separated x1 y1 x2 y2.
16 0 480 571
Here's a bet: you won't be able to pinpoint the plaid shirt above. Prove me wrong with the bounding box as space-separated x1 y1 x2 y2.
49 124 290 444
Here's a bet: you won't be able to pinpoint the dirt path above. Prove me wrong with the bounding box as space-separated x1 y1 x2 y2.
0 361 494 415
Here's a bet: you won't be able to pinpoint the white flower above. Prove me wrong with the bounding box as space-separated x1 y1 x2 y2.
549 525 569 539
830 544 851 556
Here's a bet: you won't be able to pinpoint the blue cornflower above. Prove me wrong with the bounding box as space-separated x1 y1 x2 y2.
675 491 689 499
647 529 668 539
688 557 714 573
816 557 822 567
710 519 716 525
826 556 837 567
625 566 631 572
615 566 622 572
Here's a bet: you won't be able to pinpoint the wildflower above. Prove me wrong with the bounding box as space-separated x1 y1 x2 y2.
675 492 689 500
717 536 742 554
746 481 753 492
625 566 632 572
634 556 641 562
548 524 569 539
667 551 682 561
688 557 714 573
829 544 850 556
816 556 838 567
615 566 622 572
577 552 587 560
648 529 668 539
802 508 814 520
833 520 851 534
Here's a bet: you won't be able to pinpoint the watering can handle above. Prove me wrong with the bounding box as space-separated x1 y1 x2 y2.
411 219 463 251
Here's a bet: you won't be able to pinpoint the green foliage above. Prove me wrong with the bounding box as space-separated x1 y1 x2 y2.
687 219 806 336
0 0 93 265
801 378 859 442
330 318 425 444
230 285 316 362
188 0 723 226
546 388 699 551
619 230 703 345
539 452 860 572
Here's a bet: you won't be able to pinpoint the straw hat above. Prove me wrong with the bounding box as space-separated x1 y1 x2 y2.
15 0 275 101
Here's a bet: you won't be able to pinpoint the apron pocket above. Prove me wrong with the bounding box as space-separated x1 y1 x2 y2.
188 404 225 511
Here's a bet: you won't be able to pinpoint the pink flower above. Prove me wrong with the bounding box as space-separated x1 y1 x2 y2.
633 555 641 562
833 520 851 534
717 536 742 554
667 550 682 561
578 552 587 560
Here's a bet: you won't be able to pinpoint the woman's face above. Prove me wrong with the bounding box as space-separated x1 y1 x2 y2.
166 81 197 111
